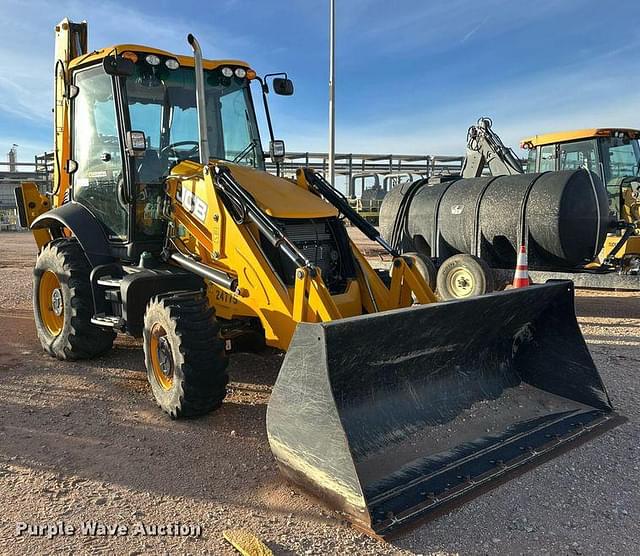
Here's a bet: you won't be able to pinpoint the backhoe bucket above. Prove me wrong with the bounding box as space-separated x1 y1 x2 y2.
266 281 621 538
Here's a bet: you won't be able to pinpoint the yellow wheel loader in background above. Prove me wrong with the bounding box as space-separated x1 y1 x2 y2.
15 19 622 538
522 128 640 273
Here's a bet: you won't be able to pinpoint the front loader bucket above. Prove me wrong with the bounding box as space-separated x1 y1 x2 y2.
266 281 622 538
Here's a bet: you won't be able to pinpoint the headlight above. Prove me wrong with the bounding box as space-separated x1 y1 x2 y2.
145 54 161 66
121 51 138 63
234 68 247 78
221 67 233 78
165 58 179 70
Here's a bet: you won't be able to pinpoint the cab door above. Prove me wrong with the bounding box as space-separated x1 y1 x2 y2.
71 65 129 241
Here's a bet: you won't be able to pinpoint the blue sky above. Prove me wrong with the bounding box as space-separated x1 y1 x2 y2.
1 0 640 163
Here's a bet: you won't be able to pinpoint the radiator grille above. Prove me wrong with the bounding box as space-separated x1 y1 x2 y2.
262 218 356 294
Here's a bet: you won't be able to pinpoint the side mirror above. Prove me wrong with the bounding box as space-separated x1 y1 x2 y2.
126 131 147 157
66 159 78 174
103 55 135 77
270 139 286 163
273 77 294 96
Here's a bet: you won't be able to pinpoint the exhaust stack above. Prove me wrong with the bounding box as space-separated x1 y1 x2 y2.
187 33 210 164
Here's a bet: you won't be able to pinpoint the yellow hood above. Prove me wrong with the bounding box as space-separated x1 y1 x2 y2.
226 164 338 219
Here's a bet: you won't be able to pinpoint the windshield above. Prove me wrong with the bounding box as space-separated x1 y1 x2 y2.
125 58 264 185
599 136 640 182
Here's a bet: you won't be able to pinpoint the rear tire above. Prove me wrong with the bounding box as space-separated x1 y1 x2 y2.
402 252 437 291
436 254 495 300
143 292 229 419
33 238 115 360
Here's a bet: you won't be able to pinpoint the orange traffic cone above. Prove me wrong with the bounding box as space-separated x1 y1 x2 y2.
512 244 531 288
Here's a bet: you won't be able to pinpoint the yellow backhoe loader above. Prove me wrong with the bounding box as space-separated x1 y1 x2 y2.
15 19 622 538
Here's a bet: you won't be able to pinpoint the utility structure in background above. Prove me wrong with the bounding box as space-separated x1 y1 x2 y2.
8 145 18 172
0 151 51 230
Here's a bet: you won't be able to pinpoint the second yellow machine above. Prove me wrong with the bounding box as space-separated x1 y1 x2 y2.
16 19 620 537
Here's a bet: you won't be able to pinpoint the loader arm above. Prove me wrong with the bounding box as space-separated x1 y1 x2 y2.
162 160 436 350
462 117 524 178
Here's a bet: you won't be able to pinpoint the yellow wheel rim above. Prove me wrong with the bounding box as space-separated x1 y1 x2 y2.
448 267 475 298
39 270 64 336
150 324 174 390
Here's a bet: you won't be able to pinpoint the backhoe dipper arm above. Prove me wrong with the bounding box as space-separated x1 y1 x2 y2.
462 117 524 178
302 168 399 257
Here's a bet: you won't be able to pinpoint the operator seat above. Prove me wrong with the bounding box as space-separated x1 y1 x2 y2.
136 149 163 184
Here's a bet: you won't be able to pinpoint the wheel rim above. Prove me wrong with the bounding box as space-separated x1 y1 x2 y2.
150 324 174 390
448 267 475 298
39 270 64 336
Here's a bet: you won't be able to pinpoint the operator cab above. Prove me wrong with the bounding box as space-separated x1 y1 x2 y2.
67 46 289 262
522 128 640 219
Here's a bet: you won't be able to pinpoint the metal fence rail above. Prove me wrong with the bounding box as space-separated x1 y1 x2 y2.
266 151 465 197
2 149 503 226
2 150 465 214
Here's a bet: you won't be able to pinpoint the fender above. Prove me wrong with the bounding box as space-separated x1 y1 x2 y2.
31 202 114 266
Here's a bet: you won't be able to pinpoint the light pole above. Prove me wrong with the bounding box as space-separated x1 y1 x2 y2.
328 0 336 185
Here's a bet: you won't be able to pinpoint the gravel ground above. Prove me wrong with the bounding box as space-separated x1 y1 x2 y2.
0 231 638 555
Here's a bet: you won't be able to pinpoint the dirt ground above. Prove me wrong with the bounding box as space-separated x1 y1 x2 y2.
0 230 638 555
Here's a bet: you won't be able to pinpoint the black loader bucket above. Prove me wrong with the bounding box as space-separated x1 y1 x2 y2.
266 281 622 538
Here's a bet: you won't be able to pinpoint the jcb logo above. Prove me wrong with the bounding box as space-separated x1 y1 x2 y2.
176 186 208 222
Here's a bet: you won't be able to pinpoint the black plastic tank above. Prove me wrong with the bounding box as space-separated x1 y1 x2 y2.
379 169 610 269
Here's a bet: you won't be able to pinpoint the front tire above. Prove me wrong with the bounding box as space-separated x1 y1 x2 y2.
33 238 115 360
143 292 229 419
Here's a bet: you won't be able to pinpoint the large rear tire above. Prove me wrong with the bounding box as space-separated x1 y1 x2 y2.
143 292 229 419
436 254 495 300
402 252 437 292
33 238 116 360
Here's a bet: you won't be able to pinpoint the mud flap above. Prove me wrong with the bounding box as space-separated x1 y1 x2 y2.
266 281 622 538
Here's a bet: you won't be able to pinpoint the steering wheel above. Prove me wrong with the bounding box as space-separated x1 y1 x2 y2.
160 141 200 162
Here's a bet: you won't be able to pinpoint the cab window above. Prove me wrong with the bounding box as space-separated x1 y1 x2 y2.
539 145 556 172
600 137 640 182
559 140 598 173
526 148 538 173
220 88 258 164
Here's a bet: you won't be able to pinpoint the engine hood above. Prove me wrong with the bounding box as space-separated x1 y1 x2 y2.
225 163 338 219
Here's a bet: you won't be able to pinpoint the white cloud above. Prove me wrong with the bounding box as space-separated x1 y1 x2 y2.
282 39 640 157
461 15 489 44
2 0 638 167
339 0 576 57
0 0 252 125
